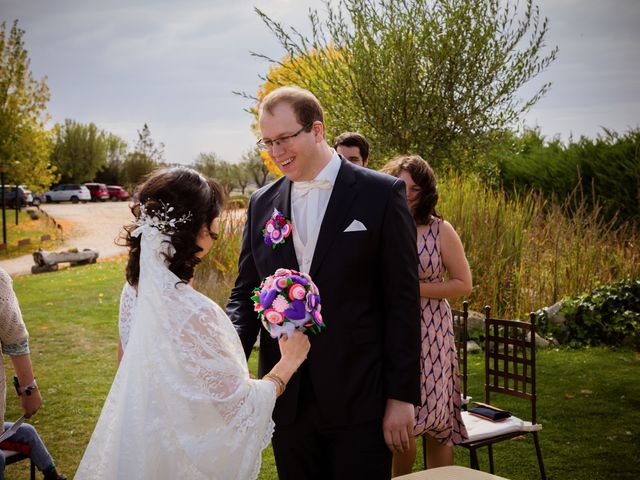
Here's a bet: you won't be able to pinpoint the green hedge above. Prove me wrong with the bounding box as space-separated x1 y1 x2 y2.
495 128 640 225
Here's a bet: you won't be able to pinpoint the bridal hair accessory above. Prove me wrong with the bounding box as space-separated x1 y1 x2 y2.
134 200 193 235
263 208 292 248
252 268 324 338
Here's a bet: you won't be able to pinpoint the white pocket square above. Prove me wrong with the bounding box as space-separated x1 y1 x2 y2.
344 219 367 232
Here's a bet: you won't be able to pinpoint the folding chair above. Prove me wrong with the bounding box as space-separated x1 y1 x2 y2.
458 305 546 479
452 301 470 408
422 300 469 469
4 450 36 480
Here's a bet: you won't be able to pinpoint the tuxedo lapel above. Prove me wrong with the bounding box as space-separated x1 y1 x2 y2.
269 177 299 271
309 159 357 278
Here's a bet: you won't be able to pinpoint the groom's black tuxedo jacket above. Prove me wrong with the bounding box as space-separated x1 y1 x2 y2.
227 158 420 428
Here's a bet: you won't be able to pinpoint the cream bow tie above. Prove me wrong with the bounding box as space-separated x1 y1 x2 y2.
292 179 333 197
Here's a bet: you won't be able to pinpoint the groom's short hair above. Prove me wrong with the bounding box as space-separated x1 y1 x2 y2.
259 86 324 130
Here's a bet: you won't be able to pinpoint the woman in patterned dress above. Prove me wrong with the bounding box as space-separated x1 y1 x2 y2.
382 156 472 475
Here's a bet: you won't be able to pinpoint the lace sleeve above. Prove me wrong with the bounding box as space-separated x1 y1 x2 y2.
118 282 136 350
159 289 276 479
0 268 29 350
170 292 276 410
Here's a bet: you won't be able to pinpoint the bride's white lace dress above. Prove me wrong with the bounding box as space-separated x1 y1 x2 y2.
75 225 276 480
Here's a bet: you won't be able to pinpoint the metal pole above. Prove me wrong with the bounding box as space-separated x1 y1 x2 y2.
1 170 6 245
14 185 19 225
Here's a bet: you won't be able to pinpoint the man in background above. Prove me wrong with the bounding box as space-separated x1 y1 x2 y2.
334 131 369 167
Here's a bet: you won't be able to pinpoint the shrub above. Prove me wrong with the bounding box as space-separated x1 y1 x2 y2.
538 278 640 349
192 210 245 305
227 194 249 210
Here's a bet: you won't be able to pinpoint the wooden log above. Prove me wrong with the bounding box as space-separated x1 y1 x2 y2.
17 239 31 247
32 248 99 267
31 264 59 274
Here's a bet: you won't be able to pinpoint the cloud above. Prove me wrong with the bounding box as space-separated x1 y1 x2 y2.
3 0 639 162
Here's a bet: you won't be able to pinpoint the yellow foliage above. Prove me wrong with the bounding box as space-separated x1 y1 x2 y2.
259 150 282 178
253 47 344 175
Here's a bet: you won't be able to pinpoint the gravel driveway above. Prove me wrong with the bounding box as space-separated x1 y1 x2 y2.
1 202 133 276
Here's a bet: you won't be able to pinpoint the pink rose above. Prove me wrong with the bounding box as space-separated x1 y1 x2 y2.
264 309 284 325
288 283 306 301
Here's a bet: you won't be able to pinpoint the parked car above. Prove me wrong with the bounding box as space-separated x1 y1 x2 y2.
83 182 109 202
43 184 91 203
107 185 130 201
1 185 37 207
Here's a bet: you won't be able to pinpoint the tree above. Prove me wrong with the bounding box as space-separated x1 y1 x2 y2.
133 123 165 165
234 162 251 195
251 0 558 169
95 134 128 185
122 124 164 187
193 152 239 196
50 119 108 182
0 20 57 190
122 152 156 188
242 147 273 188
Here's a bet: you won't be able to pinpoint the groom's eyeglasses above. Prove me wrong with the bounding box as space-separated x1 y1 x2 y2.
257 125 309 151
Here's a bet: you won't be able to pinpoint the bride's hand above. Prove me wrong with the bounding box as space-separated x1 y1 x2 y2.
278 330 310 369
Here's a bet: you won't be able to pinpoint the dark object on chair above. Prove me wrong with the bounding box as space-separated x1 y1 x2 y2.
422 300 469 469
4 450 36 480
458 305 546 479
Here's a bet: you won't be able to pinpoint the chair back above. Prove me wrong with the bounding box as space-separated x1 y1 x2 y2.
484 305 538 424
451 301 469 403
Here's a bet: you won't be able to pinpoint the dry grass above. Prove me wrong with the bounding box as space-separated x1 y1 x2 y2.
193 176 640 318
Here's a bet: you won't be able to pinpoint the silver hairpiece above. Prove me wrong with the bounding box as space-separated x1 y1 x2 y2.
135 200 193 234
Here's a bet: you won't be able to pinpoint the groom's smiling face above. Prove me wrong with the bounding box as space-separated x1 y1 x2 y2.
259 102 323 182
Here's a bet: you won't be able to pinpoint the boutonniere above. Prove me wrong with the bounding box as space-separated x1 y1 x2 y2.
263 208 292 248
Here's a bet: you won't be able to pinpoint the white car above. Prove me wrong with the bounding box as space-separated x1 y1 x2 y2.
43 184 91 203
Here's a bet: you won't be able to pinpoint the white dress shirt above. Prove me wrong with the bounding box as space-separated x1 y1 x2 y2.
291 150 342 273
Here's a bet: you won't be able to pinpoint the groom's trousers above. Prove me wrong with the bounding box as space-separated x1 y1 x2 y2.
271 372 392 480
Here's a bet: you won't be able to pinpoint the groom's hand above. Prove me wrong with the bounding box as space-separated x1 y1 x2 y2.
383 399 415 453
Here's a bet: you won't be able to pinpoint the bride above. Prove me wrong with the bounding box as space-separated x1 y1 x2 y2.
75 167 310 480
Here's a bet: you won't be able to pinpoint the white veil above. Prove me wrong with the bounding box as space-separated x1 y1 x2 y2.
75 224 275 480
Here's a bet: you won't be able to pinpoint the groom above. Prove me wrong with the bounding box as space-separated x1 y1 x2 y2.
227 86 420 479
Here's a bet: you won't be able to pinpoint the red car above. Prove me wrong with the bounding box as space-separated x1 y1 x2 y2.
107 185 130 201
83 183 109 202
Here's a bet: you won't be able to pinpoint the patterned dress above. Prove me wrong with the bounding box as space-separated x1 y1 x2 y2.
413 218 468 446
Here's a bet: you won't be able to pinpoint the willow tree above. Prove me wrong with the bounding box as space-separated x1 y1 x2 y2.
251 0 558 169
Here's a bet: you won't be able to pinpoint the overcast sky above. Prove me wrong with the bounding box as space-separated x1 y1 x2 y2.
2 0 639 164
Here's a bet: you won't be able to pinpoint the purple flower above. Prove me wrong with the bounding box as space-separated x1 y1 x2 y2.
306 293 320 310
284 299 306 320
262 208 292 250
289 275 308 286
259 288 277 309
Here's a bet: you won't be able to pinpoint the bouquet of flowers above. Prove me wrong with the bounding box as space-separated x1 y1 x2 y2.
252 268 324 338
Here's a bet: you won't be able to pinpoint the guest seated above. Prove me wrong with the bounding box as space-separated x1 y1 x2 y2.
0 267 66 480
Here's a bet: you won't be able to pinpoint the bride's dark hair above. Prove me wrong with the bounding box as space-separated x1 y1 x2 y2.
123 167 225 286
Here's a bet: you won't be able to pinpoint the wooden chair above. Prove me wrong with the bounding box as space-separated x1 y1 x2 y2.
3 449 36 480
422 301 469 469
452 301 470 409
458 306 546 479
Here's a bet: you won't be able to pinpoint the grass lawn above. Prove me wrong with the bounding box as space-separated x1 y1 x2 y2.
0 209 61 259
6 260 640 479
